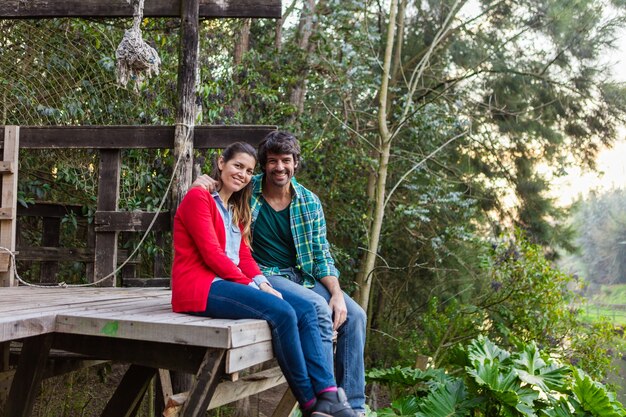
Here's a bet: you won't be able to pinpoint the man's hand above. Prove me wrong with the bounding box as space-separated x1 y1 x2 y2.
259 282 283 299
192 174 218 192
328 293 348 330
320 275 347 330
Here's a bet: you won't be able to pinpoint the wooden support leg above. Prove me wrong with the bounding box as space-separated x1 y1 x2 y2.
5 334 53 417
180 349 226 417
100 365 157 417
271 386 298 417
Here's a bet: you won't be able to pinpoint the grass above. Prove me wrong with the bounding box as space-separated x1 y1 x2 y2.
580 283 626 326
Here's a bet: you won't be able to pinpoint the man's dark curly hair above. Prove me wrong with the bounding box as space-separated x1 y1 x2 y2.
257 131 301 173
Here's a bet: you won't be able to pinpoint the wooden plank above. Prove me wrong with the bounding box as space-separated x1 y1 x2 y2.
0 208 14 219
41 217 61 283
225 340 274 374
271 387 298 417
15 246 139 263
123 277 171 288
0 314 57 343
100 365 157 417
94 150 121 286
0 125 18 287
0 162 14 174
0 126 275 149
162 366 286 411
17 202 84 218
95 211 171 232
5 334 53 417
180 349 226 417
53 334 206 374
0 253 9 273
54 314 232 348
0 0 281 18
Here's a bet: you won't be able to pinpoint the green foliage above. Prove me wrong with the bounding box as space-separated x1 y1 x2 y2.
367 336 625 417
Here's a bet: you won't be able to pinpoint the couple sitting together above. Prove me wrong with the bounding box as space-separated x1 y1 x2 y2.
171 131 367 417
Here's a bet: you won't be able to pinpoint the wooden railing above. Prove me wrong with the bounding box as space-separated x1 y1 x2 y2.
0 125 275 287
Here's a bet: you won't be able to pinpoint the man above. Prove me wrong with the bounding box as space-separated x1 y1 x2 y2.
194 131 367 416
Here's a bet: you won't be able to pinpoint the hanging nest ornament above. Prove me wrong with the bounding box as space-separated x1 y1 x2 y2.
116 0 161 91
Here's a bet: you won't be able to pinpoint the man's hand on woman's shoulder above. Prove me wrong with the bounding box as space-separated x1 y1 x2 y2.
192 174 218 192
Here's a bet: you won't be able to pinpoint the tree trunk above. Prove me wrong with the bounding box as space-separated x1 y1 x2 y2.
354 0 398 312
287 0 322 122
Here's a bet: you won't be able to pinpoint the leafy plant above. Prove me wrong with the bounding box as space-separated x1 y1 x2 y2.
367 336 626 417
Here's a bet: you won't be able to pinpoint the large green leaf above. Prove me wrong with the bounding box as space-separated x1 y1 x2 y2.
540 398 578 417
376 396 420 417
513 342 570 393
467 336 510 367
571 369 626 417
415 379 477 417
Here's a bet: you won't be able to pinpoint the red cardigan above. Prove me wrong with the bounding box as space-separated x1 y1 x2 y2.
171 187 262 313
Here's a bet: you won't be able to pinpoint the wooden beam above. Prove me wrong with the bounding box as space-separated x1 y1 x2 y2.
271 387 298 417
95 211 171 232
15 246 138 263
100 365 157 417
5 334 54 417
180 349 226 417
17 202 84 218
0 0 281 19
52 334 207 374
0 125 275 149
0 126 18 287
94 150 121 286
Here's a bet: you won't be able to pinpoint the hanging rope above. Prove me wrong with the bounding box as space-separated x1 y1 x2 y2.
116 0 161 91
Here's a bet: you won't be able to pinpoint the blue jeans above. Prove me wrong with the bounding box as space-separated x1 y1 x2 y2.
195 279 336 406
267 268 367 413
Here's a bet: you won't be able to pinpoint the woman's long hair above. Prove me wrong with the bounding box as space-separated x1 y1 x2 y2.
211 142 257 244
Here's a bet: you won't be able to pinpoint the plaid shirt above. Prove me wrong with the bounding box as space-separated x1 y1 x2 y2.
250 174 340 286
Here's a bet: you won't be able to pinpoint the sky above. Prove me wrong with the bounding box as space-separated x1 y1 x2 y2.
551 27 626 207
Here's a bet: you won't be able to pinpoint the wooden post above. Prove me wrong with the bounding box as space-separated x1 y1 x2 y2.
100 365 157 417
93 150 121 286
5 334 54 417
40 217 61 283
0 125 19 287
171 0 200 211
170 0 200 398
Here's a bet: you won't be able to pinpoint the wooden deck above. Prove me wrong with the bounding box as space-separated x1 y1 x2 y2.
0 286 293 417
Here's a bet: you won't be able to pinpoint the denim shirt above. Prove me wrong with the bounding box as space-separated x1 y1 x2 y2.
212 192 268 288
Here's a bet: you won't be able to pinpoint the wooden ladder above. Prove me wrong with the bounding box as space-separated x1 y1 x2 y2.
0 125 19 288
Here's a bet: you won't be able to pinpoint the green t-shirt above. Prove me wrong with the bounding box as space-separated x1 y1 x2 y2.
252 201 297 269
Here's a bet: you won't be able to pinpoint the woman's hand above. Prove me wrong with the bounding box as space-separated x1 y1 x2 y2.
259 282 283 299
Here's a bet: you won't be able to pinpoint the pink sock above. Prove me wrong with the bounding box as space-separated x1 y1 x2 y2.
317 386 338 395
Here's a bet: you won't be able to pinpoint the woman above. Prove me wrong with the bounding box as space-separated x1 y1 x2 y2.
172 142 357 417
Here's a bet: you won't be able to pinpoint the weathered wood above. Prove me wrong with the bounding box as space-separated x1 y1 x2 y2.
172 366 287 411
123 277 171 288
53 335 206 373
0 125 18 287
5 334 53 417
180 349 226 417
226 340 274 374
17 202 84 218
41 217 61 283
0 0 281 18
101 365 157 417
0 126 274 149
272 387 298 417
94 150 121 286
95 211 171 232
15 246 138 263
172 0 200 213
0 162 14 174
